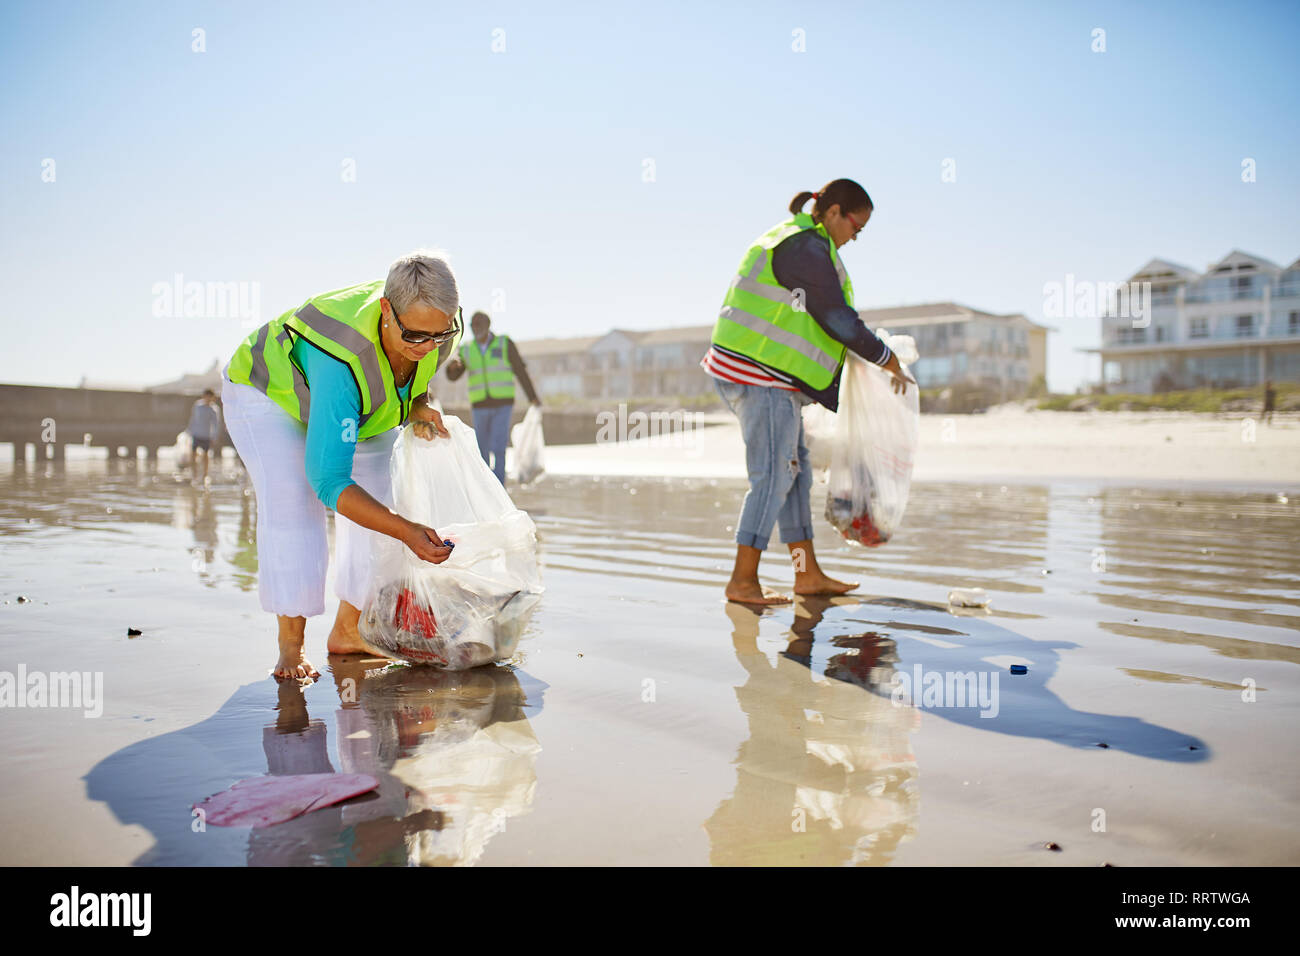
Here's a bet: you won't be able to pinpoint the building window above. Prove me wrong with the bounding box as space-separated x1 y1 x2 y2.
1235 314 1254 337
1152 286 1177 306
1189 317 1208 339
1290 311 1300 335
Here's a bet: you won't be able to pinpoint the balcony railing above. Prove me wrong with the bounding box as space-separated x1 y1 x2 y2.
1184 287 1262 304
1104 322 1300 347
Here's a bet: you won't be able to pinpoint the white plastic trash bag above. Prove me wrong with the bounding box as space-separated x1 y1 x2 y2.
359 416 544 669
510 404 545 485
825 330 920 547
802 402 838 472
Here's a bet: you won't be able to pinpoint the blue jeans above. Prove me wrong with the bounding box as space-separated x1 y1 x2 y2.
472 403 513 484
713 378 814 550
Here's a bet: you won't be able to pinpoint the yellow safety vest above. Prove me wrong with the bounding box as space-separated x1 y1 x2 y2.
226 280 439 439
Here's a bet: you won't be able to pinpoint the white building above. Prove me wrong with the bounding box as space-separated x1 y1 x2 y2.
429 305 1051 405
861 303 1052 400
1084 250 1300 392
431 326 715 403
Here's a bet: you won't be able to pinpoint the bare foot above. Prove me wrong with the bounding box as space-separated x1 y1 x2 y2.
726 580 793 605
793 572 859 596
326 620 377 656
274 634 320 681
325 600 382 656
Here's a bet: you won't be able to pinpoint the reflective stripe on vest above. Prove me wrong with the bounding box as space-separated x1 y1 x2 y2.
460 333 515 403
226 279 440 440
710 214 852 391
292 302 387 417
246 324 312 421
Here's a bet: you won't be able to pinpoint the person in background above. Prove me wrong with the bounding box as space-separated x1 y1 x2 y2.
187 388 222 486
702 178 914 606
1263 379 1276 425
444 311 541 484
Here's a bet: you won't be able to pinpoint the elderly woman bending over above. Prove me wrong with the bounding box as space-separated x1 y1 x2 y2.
222 251 462 679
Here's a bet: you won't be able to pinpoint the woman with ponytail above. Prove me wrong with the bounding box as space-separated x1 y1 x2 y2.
702 178 914 605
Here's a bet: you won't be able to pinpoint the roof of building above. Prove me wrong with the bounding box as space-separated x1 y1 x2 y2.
517 325 714 355
1125 250 1294 283
1128 258 1201 283
146 358 224 394
1205 249 1283 274
859 302 1052 331
588 329 652 350
635 325 715 344
513 334 604 356
858 302 996 324
514 303 1057 356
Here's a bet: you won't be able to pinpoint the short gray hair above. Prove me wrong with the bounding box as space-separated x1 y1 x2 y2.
384 250 459 317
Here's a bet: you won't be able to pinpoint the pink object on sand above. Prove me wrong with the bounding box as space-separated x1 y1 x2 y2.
194 773 380 828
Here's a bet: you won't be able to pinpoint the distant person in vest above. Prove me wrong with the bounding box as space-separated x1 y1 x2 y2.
443 311 541 484
221 251 462 681
186 388 222 486
701 179 915 606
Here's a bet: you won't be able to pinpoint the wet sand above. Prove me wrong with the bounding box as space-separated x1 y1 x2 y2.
0 450 1297 865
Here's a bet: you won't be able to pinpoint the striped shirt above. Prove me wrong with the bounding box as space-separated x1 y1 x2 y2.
700 345 800 390
701 229 894 398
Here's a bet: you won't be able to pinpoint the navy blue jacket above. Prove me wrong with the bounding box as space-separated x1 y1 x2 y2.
712 228 892 411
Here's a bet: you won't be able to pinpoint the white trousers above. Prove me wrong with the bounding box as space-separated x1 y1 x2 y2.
221 375 398 617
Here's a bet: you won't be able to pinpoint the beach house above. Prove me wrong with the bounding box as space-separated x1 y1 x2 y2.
1083 250 1300 392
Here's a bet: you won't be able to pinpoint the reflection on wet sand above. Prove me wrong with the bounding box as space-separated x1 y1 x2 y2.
706 586 1219 864
85 658 545 866
1101 620 1300 666
707 599 920 866
5 461 1297 865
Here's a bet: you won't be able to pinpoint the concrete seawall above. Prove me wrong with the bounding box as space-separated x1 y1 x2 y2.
0 383 665 462
0 383 204 461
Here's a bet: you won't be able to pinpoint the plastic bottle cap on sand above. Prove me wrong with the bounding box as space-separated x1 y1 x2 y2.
1010 664 1028 675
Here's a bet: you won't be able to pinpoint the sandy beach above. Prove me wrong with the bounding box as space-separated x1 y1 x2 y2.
0 410 1297 866
546 405 1300 487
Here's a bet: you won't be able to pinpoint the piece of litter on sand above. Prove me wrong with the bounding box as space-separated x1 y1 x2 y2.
1010 664 1028 675
126 627 142 636
194 773 380 828
947 587 990 608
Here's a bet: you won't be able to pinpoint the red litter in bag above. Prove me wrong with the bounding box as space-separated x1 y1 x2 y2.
841 506 885 547
832 499 886 547
394 587 438 640
823 339 920 549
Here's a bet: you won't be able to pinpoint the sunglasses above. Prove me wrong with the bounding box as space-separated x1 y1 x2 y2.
391 304 462 346
844 210 867 239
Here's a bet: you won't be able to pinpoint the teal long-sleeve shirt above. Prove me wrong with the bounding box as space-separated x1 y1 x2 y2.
292 336 410 511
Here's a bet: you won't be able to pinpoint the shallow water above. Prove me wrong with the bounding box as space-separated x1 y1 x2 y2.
1 457 1297 865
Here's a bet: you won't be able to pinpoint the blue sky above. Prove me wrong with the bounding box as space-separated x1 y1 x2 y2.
2 0 1297 392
